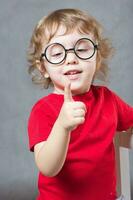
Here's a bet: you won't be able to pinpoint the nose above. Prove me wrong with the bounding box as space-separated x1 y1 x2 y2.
65 50 78 65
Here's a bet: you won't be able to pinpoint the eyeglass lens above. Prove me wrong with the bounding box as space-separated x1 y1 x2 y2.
46 44 65 64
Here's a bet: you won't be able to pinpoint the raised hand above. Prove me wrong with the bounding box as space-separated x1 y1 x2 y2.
57 81 87 132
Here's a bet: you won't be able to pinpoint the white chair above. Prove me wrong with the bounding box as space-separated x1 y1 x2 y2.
114 128 133 200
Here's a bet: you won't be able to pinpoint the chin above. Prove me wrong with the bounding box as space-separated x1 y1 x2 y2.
71 86 90 96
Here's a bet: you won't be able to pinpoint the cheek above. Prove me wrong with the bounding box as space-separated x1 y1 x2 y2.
49 68 63 80
85 59 96 73
45 63 62 76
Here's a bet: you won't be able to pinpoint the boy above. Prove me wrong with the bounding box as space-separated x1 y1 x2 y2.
27 8 133 200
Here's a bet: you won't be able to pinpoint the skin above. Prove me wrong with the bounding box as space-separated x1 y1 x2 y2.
34 28 133 177
34 26 99 177
41 26 97 96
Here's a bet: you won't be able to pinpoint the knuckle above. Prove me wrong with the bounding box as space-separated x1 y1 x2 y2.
75 117 85 124
79 109 86 116
78 110 85 116
82 110 86 116
79 102 86 110
80 117 85 124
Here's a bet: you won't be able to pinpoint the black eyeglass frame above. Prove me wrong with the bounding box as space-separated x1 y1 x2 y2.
40 38 98 65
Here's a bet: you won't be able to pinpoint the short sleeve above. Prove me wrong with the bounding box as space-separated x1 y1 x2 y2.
27 102 55 152
110 90 133 132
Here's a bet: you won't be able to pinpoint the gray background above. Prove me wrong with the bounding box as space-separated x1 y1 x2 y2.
0 0 133 199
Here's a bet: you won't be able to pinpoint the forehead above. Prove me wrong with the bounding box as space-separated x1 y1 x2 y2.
48 25 95 46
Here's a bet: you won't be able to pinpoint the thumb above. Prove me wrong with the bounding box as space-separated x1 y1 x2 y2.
64 82 74 102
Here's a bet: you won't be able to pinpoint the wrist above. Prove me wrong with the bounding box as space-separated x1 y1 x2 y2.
55 118 71 134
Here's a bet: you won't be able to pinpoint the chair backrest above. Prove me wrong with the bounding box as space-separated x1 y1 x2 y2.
114 129 133 200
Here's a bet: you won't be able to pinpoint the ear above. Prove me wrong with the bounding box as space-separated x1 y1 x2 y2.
44 72 50 78
35 60 44 72
36 60 50 78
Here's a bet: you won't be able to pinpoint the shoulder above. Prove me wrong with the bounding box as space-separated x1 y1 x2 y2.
28 92 64 121
91 85 131 107
29 93 54 116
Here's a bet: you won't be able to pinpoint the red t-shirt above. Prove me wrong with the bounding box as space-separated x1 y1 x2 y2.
27 85 133 200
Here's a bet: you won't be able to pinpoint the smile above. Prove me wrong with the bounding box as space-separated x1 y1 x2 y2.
64 70 82 75
64 70 82 80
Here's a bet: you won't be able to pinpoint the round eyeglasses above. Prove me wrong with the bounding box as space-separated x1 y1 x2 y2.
40 38 98 65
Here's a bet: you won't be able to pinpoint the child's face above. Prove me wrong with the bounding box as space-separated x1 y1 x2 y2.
42 26 97 95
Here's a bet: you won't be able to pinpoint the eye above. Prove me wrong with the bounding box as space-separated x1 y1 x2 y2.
77 48 89 52
51 52 63 57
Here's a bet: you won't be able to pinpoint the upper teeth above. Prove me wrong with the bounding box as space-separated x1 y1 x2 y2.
66 71 80 75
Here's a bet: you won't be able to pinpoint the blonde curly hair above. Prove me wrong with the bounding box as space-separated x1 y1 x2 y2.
27 8 114 89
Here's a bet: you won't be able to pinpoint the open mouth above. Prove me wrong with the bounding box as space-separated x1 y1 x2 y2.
64 70 82 76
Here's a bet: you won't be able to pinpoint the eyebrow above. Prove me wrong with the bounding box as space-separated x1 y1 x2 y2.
47 37 90 46
44 36 96 51
48 39 76 46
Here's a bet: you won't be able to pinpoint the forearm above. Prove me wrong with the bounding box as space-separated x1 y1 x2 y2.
35 119 71 177
35 82 86 177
